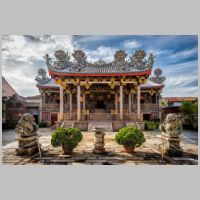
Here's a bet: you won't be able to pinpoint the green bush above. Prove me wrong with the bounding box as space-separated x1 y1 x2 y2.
115 126 145 147
51 127 83 149
39 121 47 128
144 121 158 130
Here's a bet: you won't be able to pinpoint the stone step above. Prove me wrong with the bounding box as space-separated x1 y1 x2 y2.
62 121 75 128
88 122 113 132
126 122 136 127
94 109 106 113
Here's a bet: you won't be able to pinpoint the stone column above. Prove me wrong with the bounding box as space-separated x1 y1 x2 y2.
59 85 64 121
115 93 118 111
69 92 72 117
77 84 81 121
39 91 44 122
120 85 123 120
128 92 131 113
83 93 86 110
137 85 141 120
158 93 162 120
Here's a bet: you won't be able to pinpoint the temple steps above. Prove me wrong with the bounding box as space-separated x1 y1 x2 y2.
94 109 106 113
62 121 75 128
126 122 136 127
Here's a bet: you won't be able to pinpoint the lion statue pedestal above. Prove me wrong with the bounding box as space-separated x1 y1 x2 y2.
159 113 182 156
15 113 40 156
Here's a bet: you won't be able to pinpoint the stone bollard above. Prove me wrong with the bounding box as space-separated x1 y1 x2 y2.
15 113 40 156
92 127 106 154
159 113 182 156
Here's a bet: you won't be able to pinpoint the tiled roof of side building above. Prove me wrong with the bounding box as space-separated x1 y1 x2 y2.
163 97 198 102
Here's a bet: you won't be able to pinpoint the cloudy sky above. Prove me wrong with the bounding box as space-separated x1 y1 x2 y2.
2 35 198 97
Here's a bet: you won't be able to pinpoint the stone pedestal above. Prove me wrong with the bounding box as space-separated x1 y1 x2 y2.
92 127 106 154
160 133 182 156
16 134 40 156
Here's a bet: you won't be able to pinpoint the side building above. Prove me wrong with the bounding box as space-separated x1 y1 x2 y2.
2 76 40 126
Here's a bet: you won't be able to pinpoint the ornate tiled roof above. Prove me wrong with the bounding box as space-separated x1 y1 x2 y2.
36 73 163 89
36 78 58 87
44 49 155 76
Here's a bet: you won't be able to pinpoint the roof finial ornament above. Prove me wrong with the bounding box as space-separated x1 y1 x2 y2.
112 50 127 69
149 68 166 84
72 49 87 69
129 49 147 69
147 53 156 69
44 54 52 65
35 68 51 85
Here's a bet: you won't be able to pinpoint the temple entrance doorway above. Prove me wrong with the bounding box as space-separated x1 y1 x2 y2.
51 113 58 126
96 95 105 109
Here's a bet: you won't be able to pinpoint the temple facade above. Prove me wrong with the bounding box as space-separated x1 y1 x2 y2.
35 49 165 130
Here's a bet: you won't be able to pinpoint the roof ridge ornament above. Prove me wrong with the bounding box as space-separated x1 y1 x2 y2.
149 68 166 84
44 49 155 73
72 49 87 70
112 50 127 69
35 68 51 85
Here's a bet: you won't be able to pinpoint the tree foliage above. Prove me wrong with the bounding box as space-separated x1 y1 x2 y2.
179 101 198 115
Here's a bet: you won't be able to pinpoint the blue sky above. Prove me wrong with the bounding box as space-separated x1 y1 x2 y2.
2 35 198 97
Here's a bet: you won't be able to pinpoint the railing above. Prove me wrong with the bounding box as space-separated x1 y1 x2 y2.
132 103 159 112
44 104 59 110
62 112 142 121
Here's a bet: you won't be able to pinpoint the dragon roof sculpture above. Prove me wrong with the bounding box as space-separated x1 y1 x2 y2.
44 49 155 75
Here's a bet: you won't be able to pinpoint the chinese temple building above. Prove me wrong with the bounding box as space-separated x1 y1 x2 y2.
35 49 165 130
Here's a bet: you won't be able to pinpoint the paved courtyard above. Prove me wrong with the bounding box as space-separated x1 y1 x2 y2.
2 128 198 165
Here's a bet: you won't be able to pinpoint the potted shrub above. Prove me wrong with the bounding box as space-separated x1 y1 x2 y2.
51 127 83 154
115 126 145 153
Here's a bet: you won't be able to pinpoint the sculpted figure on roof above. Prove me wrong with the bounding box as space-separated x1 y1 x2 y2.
35 68 51 85
44 48 154 73
149 68 166 84
72 49 87 70
112 50 127 69
130 50 147 69
53 50 71 68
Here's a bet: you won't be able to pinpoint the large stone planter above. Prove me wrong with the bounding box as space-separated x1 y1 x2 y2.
161 134 182 156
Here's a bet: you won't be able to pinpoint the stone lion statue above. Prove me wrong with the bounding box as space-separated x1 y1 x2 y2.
15 113 38 135
160 113 182 137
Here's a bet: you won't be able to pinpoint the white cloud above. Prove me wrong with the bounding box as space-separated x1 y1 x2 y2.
123 40 141 49
2 35 75 96
168 47 198 59
85 46 116 62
